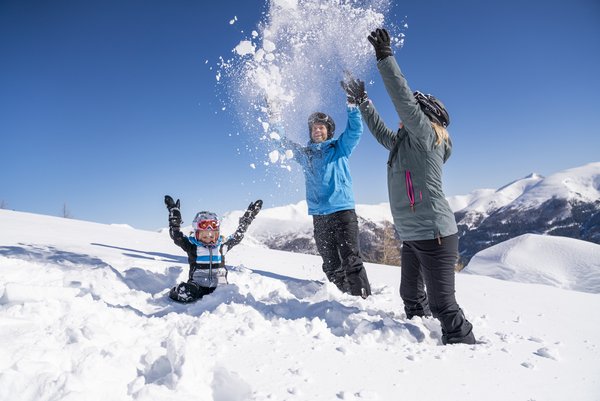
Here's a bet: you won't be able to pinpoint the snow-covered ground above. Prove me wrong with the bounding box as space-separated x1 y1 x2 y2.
1 209 599 401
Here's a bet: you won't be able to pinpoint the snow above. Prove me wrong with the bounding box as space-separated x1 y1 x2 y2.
217 0 407 177
355 203 393 223
447 173 544 214
1 209 600 400
233 40 255 56
464 233 600 294
511 162 600 208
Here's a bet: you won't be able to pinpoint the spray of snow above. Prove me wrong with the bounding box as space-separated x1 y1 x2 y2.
215 0 405 198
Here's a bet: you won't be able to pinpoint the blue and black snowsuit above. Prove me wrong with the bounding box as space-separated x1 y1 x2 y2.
168 210 258 303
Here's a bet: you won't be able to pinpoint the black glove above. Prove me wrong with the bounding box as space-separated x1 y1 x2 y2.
164 195 182 228
240 199 263 226
341 73 367 105
367 28 393 61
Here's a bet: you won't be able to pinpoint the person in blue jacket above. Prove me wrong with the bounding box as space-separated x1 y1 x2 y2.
271 101 372 298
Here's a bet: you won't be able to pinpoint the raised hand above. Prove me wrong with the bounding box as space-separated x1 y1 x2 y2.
245 199 263 220
367 28 393 61
164 195 182 227
341 72 367 105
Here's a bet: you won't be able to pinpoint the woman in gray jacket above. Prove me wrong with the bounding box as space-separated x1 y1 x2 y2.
342 28 475 344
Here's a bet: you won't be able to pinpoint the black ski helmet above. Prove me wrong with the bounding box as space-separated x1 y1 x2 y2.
308 112 335 140
413 91 450 127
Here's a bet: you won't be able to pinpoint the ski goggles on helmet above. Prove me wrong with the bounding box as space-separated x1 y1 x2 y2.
308 112 331 125
196 219 219 231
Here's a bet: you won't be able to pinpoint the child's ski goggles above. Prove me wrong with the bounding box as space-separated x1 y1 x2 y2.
196 219 219 230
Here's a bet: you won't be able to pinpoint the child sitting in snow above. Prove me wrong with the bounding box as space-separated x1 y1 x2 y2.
164 195 262 303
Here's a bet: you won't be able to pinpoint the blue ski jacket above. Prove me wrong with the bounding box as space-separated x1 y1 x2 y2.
276 106 363 215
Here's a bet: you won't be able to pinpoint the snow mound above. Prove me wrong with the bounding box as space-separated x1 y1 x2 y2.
2 209 600 400
464 233 600 293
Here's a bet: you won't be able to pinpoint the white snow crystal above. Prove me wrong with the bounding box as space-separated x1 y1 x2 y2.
233 40 255 56
263 39 276 53
268 150 280 163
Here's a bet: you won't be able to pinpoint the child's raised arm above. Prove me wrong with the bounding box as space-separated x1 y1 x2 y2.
221 200 263 254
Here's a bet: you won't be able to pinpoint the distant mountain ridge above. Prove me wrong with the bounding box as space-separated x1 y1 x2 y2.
453 162 600 264
223 162 600 266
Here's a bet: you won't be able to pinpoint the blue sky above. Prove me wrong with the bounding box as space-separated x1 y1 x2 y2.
1 0 599 230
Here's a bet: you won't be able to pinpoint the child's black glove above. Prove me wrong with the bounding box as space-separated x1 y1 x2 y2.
341 72 367 105
367 28 393 61
164 195 182 228
240 199 263 227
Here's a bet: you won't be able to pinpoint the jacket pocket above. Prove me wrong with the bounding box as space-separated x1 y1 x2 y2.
405 170 416 212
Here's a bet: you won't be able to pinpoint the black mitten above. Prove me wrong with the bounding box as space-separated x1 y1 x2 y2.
367 28 393 61
164 195 182 227
240 199 263 226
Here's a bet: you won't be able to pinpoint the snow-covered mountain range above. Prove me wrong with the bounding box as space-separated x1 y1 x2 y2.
453 162 600 263
229 162 600 266
1 208 599 400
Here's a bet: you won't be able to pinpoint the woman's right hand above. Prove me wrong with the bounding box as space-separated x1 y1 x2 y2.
367 28 393 61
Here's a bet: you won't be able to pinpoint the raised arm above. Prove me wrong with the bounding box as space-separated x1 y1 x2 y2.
342 73 397 151
336 105 363 156
368 29 435 150
270 122 308 165
359 100 398 151
164 195 192 252
221 200 263 254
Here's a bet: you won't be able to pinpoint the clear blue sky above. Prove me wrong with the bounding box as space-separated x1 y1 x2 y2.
1 0 599 230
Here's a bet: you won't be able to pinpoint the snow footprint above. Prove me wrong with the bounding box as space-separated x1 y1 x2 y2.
534 347 560 361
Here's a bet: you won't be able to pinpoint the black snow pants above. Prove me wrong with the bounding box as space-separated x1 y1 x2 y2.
313 209 371 298
400 234 475 344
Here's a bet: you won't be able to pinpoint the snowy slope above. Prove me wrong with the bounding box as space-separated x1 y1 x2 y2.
447 173 543 215
449 162 600 218
510 162 600 209
1 209 600 401
464 233 600 294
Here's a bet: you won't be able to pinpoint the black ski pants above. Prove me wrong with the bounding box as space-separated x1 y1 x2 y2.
400 234 475 344
313 209 371 297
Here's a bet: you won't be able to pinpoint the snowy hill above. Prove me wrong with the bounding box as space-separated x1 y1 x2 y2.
1 209 600 400
464 233 600 294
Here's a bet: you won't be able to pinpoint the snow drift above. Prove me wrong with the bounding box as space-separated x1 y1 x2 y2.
1 209 600 400
464 233 600 294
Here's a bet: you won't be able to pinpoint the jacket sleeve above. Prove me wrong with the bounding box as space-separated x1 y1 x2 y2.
272 123 308 166
377 56 435 150
359 99 398 151
169 226 193 253
336 105 363 156
220 217 253 255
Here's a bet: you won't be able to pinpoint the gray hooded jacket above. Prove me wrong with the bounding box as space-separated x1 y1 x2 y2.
359 56 457 241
